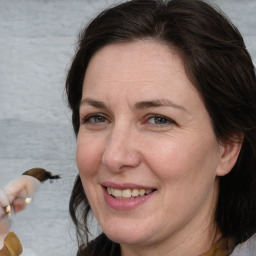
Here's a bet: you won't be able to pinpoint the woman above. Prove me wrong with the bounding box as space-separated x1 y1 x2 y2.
66 0 256 255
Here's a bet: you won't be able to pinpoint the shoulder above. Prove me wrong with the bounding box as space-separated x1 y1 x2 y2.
230 234 256 256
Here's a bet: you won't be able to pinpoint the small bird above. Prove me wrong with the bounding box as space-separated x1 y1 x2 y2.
22 168 60 182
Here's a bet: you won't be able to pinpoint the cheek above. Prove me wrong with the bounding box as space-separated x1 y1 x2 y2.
142 137 186 178
76 136 103 210
76 135 103 177
143 134 219 184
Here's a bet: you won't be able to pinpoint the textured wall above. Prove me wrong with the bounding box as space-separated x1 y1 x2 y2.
0 0 255 255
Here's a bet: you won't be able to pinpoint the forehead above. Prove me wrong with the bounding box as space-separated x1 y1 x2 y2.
82 40 202 110
88 40 183 71
84 40 187 88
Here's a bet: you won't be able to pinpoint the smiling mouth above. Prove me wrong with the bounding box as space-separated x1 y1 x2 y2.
106 187 156 200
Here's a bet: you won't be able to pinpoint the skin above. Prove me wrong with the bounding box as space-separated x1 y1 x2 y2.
0 176 40 250
76 40 241 256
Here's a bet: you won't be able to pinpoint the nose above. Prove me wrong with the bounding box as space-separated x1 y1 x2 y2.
102 126 141 172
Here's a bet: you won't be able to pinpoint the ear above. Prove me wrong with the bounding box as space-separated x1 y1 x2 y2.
216 136 243 177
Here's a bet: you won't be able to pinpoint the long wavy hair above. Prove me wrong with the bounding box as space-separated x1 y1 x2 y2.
66 0 256 255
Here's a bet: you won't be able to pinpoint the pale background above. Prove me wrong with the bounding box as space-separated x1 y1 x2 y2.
0 0 255 255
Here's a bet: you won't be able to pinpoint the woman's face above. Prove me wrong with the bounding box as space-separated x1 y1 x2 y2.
76 40 225 251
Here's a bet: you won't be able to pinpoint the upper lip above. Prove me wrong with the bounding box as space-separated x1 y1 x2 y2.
101 181 156 190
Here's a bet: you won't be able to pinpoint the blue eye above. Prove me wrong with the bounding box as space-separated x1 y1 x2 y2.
147 115 175 126
149 116 168 124
90 115 106 123
82 114 107 124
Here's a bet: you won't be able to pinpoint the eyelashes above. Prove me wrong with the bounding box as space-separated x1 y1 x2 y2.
145 114 176 126
82 114 107 123
80 112 176 129
81 113 109 125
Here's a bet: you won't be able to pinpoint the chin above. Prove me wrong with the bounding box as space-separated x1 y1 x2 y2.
102 222 152 246
107 233 146 246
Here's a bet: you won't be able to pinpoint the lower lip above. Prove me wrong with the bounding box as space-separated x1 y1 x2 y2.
103 187 155 210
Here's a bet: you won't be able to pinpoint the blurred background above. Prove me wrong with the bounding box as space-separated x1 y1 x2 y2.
0 0 255 255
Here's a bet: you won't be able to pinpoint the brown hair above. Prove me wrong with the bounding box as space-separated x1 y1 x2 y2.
66 0 256 255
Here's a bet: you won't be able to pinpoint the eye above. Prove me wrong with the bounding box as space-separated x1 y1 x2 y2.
81 113 108 124
146 114 175 126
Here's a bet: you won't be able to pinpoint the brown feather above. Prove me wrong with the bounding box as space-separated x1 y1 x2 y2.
22 168 60 182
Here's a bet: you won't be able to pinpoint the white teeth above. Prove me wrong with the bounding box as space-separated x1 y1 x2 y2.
113 188 122 197
139 189 145 196
107 187 154 199
122 189 131 198
131 189 139 197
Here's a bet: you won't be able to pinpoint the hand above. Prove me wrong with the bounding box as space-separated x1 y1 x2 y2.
0 176 40 250
5 175 41 213
0 188 11 249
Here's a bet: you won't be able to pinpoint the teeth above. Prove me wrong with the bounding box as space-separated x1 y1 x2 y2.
107 187 153 199
146 189 152 194
122 189 131 198
113 188 122 197
139 189 145 196
131 189 139 197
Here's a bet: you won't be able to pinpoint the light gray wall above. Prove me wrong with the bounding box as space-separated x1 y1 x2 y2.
0 0 255 255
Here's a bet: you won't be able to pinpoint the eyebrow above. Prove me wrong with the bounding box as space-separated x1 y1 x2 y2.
134 99 188 113
80 98 188 113
80 98 107 109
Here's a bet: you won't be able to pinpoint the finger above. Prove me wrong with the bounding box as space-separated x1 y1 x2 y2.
0 215 10 235
0 188 9 208
12 198 26 213
5 176 40 203
4 179 26 203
